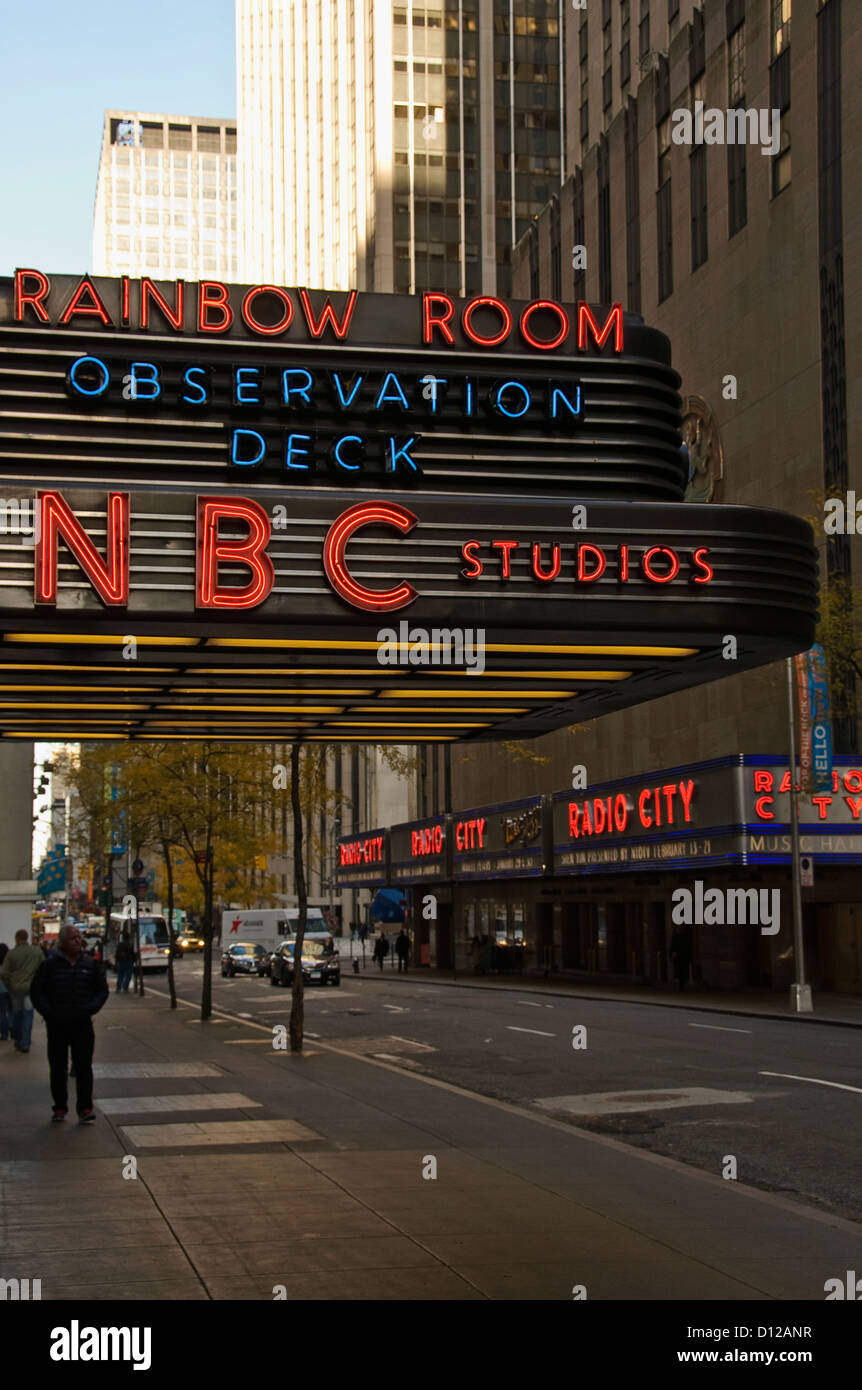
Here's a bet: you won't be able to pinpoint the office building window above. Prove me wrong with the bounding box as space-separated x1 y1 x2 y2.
690 8 705 83
620 1 631 89
657 119 672 302
728 24 745 106
625 100 641 313
639 4 650 62
580 15 589 153
598 136 611 302
550 196 561 301
603 7 613 112
728 143 747 236
772 122 791 195
669 0 680 23
771 0 791 57
572 168 586 303
690 144 708 270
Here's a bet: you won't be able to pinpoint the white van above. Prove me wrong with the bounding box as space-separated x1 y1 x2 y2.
108 911 171 972
221 907 330 952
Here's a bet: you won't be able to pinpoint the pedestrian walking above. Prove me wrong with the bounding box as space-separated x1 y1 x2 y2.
115 931 135 993
373 931 389 971
29 923 109 1124
395 928 410 973
669 927 693 992
0 943 12 1042
0 929 44 1053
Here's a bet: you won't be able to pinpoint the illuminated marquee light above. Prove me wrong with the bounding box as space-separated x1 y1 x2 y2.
241 285 293 335
58 277 111 326
322 501 418 613
196 497 274 609
35 491 129 607
460 540 713 587
298 288 357 340
140 278 184 331
566 778 696 839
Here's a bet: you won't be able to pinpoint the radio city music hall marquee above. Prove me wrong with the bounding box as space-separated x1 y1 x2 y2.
0 270 817 743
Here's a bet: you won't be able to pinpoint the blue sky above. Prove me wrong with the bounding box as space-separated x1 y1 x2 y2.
0 0 236 276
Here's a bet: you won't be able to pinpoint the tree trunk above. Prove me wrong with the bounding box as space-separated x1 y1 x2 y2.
201 850 213 1022
164 839 177 1009
289 741 307 1053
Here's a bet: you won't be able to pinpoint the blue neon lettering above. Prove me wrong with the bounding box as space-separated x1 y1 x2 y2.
68 356 110 397
387 436 418 473
285 433 312 470
332 435 363 471
182 366 209 405
130 361 161 401
235 366 262 405
494 380 530 418
374 373 410 410
331 372 364 408
231 429 266 466
282 369 313 405
465 380 473 415
551 385 582 419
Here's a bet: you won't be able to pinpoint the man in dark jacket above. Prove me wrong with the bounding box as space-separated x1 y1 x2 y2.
395 928 410 973
30 923 109 1124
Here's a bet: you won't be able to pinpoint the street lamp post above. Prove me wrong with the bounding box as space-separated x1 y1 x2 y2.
786 657 813 1013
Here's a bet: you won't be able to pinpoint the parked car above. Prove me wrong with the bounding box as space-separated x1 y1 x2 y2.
221 942 268 977
269 939 340 988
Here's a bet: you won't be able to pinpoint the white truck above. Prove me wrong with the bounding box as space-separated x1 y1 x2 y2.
220 907 331 951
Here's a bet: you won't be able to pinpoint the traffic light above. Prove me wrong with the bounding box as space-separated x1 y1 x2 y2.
253 854 267 872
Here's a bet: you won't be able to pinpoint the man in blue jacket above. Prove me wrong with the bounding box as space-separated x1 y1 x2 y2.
30 923 109 1124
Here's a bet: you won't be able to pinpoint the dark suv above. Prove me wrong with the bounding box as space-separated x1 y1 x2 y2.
221 942 267 977
269 939 340 988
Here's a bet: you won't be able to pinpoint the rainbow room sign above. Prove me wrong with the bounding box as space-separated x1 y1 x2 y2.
0 272 818 743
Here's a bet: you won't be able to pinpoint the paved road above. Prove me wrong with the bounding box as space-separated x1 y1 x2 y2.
175 956 862 1224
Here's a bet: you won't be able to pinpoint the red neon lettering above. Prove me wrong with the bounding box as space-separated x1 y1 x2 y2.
662 784 677 820
323 501 417 613
811 796 832 820
491 539 518 579
460 540 483 579
845 796 862 820
755 795 774 819
121 276 130 325
778 771 792 793
592 797 606 835
462 297 511 347
691 547 713 583
36 491 129 606
582 801 593 835
242 285 294 335
140 278 184 330
678 780 695 821
618 544 629 582
568 803 580 839
196 497 274 609
844 770 862 794
531 542 561 582
198 281 233 332
298 289 356 340
614 794 628 831
58 277 112 326
577 544 606 582
519 301 568 350
14 269 50 323
638 788 652 828
422 292 455 345
577 302 623 352
753 770 773 793
642 546 680 583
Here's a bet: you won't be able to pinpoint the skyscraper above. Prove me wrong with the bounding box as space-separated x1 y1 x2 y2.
92 111 238 280
236 0 565 296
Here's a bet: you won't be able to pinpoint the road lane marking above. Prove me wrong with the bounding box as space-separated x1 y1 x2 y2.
506 1025 556 1038
517 1001 544 1008
535 1087 756 1116
382 1004 407 1012
94 1062 222 1078
690 1023 753 1034
387 1034 436 1052
760 1071 862 1094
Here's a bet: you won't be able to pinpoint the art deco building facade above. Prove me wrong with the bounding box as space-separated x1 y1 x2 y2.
92 111 238 280
236 0 565 296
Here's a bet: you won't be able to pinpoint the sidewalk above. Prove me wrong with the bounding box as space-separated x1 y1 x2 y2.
346 951 862 1028
2 985 861 1301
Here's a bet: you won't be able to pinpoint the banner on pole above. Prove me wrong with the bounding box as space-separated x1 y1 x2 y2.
807 643 834 793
